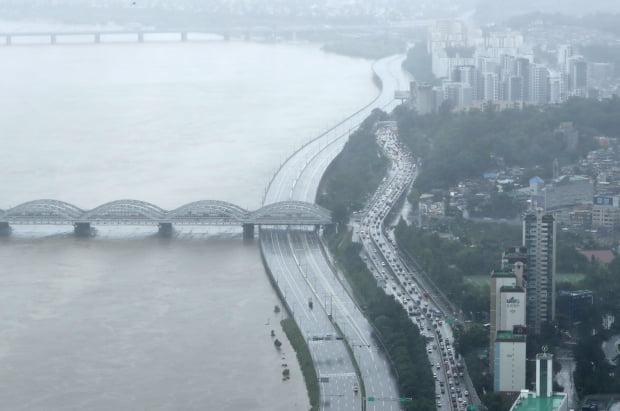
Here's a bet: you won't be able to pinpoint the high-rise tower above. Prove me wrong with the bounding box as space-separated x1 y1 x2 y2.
523 209 556 334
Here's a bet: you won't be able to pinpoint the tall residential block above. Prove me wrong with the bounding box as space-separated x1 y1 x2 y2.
490 263 527 392
523 209 556 334
490 245 527 392
413 83 435 115
529 65 550 104
490 269 519 367
494 330 527 392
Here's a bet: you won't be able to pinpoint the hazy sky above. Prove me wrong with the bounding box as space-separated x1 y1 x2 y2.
0 0 618 25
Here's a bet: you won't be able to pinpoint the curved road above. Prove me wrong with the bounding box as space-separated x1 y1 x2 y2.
261 55 411 410
357 127 480 410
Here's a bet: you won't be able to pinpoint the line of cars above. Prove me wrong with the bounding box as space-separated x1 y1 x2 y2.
356 124 472 411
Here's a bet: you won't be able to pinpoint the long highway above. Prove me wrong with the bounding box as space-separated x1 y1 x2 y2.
260 55 409 410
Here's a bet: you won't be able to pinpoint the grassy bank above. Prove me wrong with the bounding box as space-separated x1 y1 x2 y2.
281 318 319 411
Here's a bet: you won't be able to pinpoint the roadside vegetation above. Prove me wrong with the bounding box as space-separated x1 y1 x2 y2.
318 108 389 224
281 318 319 411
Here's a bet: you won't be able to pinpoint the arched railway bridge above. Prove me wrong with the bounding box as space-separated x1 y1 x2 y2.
0 199 332 238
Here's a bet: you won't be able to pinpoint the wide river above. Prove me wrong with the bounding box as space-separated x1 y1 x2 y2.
0 38 378 410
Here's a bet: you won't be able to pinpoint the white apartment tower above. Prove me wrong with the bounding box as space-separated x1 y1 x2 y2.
490 246 527 392
557 44 573 73
530 65 550 104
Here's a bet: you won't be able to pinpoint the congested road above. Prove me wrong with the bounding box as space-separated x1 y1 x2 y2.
261 55 409 410
356 124 474 411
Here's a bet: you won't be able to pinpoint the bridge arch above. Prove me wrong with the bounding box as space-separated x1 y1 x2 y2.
1 199 332 228
250 201 331 225
167 200 249 223
2 199 84 221
81 199 166 222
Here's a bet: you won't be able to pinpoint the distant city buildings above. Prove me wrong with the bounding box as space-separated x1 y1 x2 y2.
592 195 620 228
411 20 614 114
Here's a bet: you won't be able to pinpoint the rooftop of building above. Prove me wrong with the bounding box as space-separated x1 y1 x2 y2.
500 285 524 292
558 289 593 297
511 392 567 411
496 330 527 341
552 175 591 185
502 252 527 258
530 176 544 184
491 269 516 277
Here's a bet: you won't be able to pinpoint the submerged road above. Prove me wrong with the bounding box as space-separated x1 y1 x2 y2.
260 55 411 410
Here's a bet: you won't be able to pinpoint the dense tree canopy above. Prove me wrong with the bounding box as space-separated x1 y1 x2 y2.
318 109 389 223
402 42 437 85
394 98 620 192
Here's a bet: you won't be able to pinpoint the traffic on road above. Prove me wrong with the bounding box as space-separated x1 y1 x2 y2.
355 123 473 411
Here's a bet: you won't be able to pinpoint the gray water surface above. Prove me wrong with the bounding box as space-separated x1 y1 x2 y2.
0 39 377 410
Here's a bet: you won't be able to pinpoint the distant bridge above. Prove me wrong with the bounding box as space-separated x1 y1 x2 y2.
1 30 215 45
0 25 414 45
0 199 332 238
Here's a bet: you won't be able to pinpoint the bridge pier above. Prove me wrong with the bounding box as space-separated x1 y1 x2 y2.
137 32 144 43
243 223 255 240
5 35 11 46
50 34 56 44
94 33 101 43
73 222 91 237
0 222 10 236
181 32 187 42
158 222 173 237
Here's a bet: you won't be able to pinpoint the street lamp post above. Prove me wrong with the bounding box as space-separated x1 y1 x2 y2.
324 293 333 319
